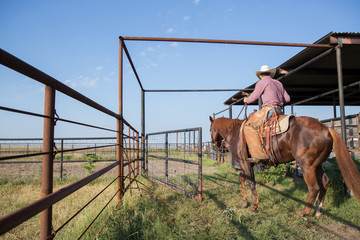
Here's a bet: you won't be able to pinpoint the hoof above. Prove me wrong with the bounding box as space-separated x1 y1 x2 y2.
315 212 322 218
251 207 258 213
243 201 249 208
296 211 308 217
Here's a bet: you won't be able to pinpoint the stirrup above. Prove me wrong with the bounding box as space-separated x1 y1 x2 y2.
247 158 269 164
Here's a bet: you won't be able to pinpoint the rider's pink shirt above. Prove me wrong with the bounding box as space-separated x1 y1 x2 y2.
246 76 290 107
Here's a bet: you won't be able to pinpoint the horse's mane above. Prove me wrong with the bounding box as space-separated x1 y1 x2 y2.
212 117 243 134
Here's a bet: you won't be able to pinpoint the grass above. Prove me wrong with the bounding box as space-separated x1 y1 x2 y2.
100 163 360 240
0 176 119 239
1 161 360 239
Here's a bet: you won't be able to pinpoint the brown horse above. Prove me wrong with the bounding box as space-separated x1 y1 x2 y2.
209 115 360 217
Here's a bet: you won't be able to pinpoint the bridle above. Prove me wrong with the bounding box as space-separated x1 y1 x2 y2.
211 103 248 151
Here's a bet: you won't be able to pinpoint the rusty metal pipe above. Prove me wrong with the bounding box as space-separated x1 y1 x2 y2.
40 86 56 240
121 39 144 91
120 36 333 48
136 133 139 176
145 89 250 92
0 144 117 161
117 39 124 203
0 49 119 119
0 161 120 235
0 105 117 133
277 48 334 82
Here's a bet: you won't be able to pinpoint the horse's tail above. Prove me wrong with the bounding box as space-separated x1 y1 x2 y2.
329 128 360 201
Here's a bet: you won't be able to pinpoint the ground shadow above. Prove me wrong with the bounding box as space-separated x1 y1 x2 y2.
204 170 360 232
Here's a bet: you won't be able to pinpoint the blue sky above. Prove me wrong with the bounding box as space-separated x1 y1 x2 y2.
1 0 360 141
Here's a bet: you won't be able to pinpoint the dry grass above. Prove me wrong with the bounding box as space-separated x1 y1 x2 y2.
0 176 120 239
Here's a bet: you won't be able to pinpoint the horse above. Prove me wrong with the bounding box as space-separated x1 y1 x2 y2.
209 115 360 217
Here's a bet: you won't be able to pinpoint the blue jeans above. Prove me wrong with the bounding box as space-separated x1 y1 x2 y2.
267 107 282 120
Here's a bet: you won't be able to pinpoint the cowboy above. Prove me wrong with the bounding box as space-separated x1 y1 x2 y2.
243 65 290 159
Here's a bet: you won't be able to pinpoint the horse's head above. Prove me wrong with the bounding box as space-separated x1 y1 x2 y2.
209 116 224 150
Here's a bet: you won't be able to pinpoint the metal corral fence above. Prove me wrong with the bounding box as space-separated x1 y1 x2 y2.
146 128 202 200
202 141 231 164
0 49 140 239
0 137 118 180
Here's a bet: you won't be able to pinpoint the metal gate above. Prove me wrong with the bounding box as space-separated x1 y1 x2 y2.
145 127 202 200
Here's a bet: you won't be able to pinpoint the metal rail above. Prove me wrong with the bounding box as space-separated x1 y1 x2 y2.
146 127 202 200
145 89 248 93
0 48 141 239
0 161 119 235
293 81 360 106
0 106 117 133
121 36 334 48
0 48 119 120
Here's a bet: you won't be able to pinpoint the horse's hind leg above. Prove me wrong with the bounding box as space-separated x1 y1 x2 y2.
299 166 321 217
239 171 249 208
315 168 330 218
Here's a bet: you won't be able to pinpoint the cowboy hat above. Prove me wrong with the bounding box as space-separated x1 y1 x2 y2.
255 65 276 79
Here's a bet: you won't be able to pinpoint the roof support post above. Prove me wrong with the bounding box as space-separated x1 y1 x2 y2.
258 98 263 110
335 38 347 142
229 105 232 119
333 95 337 118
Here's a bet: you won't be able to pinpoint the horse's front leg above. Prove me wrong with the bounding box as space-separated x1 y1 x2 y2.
247 166 259 212
239 171 249 208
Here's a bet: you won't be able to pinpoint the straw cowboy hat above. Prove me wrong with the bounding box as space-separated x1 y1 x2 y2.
255 65 276 79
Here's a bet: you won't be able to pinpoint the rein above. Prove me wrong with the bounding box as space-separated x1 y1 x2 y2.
219 104 248 145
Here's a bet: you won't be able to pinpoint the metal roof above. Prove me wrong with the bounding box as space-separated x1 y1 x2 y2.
224 32 360 106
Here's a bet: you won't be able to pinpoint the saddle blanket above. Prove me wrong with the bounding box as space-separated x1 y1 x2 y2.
261 114 294 136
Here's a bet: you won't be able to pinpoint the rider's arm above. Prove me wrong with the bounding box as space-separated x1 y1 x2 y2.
245 80 266 104
283 89 291 103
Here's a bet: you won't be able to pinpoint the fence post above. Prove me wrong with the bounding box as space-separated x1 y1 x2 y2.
60 139 64 183
117 123 124 202
165 133 168 185
176 132 178 151
117 37 124 203
183 132 186 158
40 85 56 240
128 128 132 184
136 132 139 176
357 113 360 153
141 89 145 174
198 128 203 201
132 131 135 179
193 131 196 154
188 131 191 153
145 136 148 173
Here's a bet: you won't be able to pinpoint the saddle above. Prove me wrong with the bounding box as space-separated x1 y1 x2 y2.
242 108 294 166
260 114 293 137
